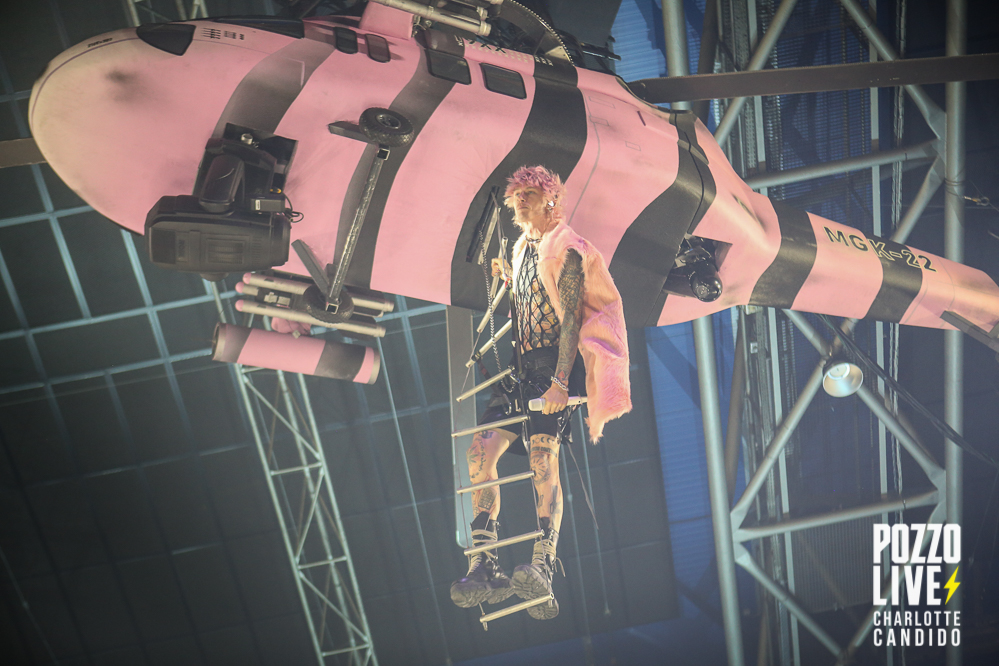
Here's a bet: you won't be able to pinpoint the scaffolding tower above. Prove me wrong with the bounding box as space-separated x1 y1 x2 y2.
660 0 967 664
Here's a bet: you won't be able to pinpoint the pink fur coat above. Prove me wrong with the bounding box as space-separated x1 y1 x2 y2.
511 223 632 442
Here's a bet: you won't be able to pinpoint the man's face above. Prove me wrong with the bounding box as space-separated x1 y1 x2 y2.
510 186 549 232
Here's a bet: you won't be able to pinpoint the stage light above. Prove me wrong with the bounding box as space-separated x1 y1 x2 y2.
822 360 864 397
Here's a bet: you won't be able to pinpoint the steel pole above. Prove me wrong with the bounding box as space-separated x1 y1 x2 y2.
725 320 746 500
893 157 944 243
662 0 691 110
730 362 825 528
694 317 746 666
944 1 966 664
780 310 945 485
714 0 799 144
744 140 937 189
837 0 945 136
668 9 741 661
734 545 841 656
691 0 719 123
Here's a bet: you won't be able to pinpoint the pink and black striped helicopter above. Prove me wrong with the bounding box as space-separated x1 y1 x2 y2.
13 0 999 381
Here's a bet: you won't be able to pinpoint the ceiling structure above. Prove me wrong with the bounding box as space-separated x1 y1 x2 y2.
1 1 999 665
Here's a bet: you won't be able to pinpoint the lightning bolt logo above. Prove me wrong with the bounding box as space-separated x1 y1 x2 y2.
944 567 961 604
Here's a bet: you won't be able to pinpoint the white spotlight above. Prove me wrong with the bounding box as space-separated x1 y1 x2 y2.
822 360 864 397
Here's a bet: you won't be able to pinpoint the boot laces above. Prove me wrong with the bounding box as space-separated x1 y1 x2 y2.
531 538 564 577
467 528 499 575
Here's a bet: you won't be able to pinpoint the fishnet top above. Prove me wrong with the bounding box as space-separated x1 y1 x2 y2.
515 241 560 352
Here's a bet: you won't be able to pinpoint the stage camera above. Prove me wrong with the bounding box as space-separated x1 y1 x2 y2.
145 126 297 280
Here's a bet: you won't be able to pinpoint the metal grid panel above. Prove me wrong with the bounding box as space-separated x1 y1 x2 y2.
0 4 439 663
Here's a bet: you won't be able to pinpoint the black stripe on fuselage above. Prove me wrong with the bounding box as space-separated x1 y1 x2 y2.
748 202 817 309
609 111 714 327
864 238 923 322
213 38 335 136
344 47 459 288
448 57 587 311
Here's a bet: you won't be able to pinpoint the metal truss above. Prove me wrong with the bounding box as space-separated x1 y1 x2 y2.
1 4 378 659
663 0 968 664
214 287 379 666
0 28 275 661
115 1 378 658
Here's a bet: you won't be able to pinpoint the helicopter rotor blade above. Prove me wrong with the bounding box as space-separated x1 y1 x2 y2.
629 52 999 104
0 138 45 169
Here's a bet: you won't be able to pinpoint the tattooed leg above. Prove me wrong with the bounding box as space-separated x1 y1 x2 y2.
529 433 563 532
467 429 512 520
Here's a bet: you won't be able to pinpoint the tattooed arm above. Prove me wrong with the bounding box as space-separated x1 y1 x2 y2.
540 249 584 415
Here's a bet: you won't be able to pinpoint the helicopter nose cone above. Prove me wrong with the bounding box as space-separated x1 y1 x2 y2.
29 27 198 233
28 23 285 234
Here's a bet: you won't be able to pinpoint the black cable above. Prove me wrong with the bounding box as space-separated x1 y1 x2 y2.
281 191 304 223
817 314 999 469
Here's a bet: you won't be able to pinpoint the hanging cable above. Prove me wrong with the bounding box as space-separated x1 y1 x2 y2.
817 315 998 469
575 410 610 617
560 450 593 642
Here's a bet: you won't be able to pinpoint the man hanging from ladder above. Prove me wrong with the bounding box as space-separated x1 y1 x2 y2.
451 165 632 620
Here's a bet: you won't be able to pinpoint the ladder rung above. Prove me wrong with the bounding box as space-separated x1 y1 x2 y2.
452 414 528 438
465 319 512 367
464 529 543 556
455 367 512 403
243 272 310 295
271 462 323 476
476 284 509 334
479 594 554 626
456 470 534 495
236 299 386 337
528 396 587 411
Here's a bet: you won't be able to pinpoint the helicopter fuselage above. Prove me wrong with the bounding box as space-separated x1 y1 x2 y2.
28 4 999 333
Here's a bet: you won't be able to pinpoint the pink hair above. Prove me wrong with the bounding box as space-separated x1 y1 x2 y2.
504 165 567 225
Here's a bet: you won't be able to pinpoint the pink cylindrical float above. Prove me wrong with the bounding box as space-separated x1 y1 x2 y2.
213 324 380 384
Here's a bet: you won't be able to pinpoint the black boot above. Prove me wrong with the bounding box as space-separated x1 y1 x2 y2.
512 519 561 620
450 513 514 608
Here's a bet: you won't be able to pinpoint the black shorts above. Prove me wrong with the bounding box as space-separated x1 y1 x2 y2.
477 347 586 455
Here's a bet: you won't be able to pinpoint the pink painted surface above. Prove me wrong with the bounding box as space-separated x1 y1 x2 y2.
901 253 999 331
565 88 681 262
368 43 537 303
28 14 999 334
353 345 378 384
674 124 787 316
275 25 422 275
237 327 325 374
657 190 784 326
790 215 885 318
30 25 294 233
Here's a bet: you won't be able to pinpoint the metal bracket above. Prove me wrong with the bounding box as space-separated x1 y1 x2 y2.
291 145 390 313
327 121 368 143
